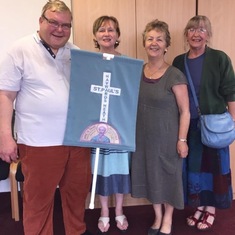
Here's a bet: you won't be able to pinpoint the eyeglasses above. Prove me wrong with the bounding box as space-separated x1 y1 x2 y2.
188 28 207 34
42 15 72 31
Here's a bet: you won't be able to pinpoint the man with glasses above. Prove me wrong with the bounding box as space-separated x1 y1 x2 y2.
0 1 93 234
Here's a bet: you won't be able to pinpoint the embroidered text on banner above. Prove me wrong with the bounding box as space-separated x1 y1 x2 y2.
63 49 143 151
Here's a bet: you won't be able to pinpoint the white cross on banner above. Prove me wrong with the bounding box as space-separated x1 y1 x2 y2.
90 72 121 123
63 49 143 151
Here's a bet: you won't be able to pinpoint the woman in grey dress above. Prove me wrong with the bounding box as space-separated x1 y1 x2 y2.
131 19 190 235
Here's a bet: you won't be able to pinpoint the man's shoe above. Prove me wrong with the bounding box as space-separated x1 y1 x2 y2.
81 230 93 235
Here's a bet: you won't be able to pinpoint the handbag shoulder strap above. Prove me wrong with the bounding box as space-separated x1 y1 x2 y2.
184 54 201 115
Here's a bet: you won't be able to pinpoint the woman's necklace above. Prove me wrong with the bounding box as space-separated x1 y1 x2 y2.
146 62 165 79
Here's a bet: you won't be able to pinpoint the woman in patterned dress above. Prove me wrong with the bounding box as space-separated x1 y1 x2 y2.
173 15 235 231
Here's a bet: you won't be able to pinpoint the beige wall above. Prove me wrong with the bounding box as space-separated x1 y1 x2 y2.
72 0 195 64
72 0 136 57
135 0 195 64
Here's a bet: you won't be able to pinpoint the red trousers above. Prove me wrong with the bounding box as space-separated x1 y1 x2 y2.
18 144 91 235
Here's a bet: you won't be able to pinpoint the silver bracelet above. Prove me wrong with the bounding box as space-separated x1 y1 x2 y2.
178 138 187 142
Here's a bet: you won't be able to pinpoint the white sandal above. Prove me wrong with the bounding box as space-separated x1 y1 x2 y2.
98 217 110 234
115 215 128 232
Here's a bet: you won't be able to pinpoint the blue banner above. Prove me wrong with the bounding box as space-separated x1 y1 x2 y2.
63 49 143 151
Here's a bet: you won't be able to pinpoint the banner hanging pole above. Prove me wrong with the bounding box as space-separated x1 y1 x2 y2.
89 147 100 209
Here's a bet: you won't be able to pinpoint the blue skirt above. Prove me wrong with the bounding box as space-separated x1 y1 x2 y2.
91 148 131 196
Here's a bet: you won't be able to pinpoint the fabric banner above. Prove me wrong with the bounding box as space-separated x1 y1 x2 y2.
63 49 143 151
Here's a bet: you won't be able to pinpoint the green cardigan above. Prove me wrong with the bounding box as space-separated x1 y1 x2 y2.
173 47 235 115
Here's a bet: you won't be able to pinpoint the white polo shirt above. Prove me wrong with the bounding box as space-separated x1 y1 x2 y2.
0 33 79 146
